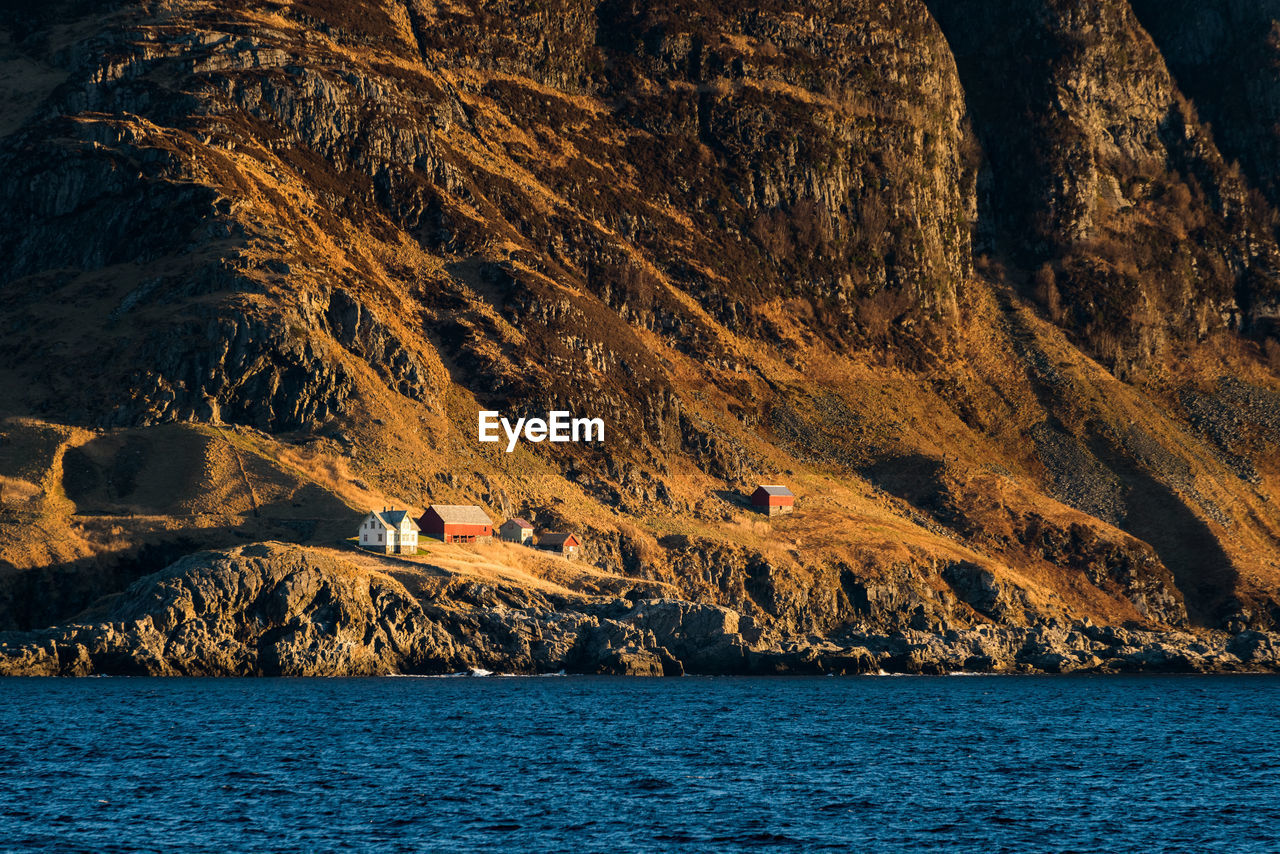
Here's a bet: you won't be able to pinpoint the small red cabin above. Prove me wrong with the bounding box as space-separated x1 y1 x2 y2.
751 484 795 516
418 504 493 543
537 532 581 558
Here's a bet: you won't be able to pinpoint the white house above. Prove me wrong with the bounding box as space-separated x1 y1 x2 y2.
359 508 420 554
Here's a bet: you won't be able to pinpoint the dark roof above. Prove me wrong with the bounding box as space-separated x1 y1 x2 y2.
538 532 578 547
428 504 492 525
754 484 794 497
370 509 421 530
503 518 533 529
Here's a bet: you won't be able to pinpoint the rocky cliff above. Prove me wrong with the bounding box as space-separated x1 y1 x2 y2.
3 543 1277 676
2 0 1280 675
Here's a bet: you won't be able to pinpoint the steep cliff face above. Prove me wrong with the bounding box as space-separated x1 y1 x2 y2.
1131 3 1280 208
0 0 974 436
2 0 1280 666
1129 0 1280 336
928 0 1280 364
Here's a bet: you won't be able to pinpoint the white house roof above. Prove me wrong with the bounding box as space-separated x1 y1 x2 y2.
429 504 492 526
503 517 533 529
755 484 794 497
370 509 421 530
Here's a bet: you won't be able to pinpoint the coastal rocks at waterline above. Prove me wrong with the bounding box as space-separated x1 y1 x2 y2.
0 544 755 677
0 545 441 676
0 544 1276 677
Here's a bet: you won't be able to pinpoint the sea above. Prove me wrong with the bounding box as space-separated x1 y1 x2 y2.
0 674 1277 853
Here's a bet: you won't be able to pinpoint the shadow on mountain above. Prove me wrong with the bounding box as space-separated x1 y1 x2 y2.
1089 438 1239 627
0 538 202 632
860 454 948 513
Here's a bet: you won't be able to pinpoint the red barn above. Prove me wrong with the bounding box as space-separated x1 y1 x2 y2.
751 484 795 516
418 504 493 543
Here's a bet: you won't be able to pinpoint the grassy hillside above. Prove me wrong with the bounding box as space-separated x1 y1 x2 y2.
1 0 1279 643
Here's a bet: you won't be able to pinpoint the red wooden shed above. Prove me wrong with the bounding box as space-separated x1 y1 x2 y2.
751 484 795 516
537 532 581 558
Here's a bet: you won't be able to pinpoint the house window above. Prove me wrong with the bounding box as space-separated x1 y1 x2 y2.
378 533 383 542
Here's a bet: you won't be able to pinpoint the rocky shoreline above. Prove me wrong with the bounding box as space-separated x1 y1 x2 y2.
1 544 1276 677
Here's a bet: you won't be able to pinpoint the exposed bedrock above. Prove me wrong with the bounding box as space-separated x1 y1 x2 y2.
0 545 1271 677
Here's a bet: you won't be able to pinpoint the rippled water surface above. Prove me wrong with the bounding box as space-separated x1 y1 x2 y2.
1 675 1278 852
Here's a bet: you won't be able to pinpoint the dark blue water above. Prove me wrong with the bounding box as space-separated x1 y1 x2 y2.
1 675 1278 852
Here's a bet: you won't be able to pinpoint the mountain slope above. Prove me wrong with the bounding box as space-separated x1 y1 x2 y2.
1 0 1279 670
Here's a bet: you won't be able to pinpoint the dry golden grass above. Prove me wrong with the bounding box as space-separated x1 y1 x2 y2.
320 537 675 600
